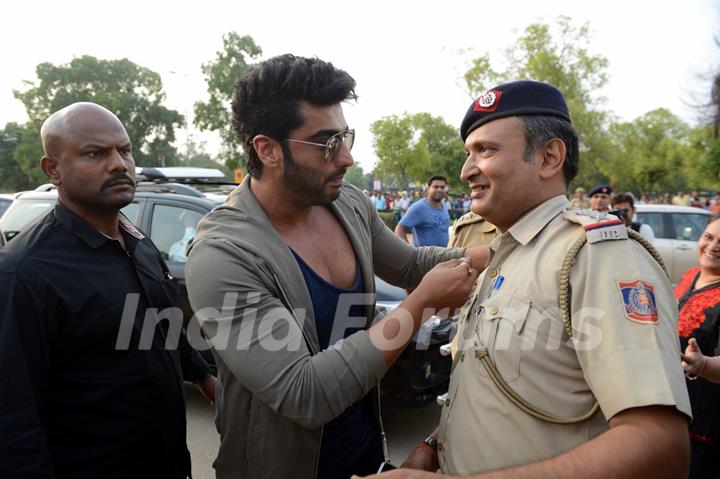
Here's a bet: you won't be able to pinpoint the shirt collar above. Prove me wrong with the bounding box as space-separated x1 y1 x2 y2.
54 201 144 250
506 194 570 246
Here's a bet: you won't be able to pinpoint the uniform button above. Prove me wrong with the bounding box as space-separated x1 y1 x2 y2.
488 269 498 278
460 352 465 362
489 306 499 315
445 398 451 407
438 442 444 452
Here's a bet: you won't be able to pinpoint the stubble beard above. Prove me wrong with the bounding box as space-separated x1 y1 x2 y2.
282 148 339 206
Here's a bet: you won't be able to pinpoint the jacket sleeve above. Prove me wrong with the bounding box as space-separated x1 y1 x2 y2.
0 272 57 478
186 238 389 429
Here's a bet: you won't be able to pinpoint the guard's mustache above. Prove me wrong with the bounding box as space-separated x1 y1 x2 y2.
101 173 136 190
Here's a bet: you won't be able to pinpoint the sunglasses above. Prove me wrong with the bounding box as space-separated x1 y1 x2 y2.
284 129 355 162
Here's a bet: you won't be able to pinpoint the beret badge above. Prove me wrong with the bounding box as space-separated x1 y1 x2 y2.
474 90 503 112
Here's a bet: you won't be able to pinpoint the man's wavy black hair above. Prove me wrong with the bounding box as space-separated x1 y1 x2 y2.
232 54 357 178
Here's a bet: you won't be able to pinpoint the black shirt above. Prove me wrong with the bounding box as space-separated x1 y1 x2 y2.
0 202 209 479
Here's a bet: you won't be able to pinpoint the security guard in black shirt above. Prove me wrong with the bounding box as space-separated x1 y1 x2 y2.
0 102 214 479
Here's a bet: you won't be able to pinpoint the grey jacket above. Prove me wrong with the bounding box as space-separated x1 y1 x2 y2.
185 178 462 479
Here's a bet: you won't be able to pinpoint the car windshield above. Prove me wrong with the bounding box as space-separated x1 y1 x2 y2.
0 198 55 243
672 212 711 241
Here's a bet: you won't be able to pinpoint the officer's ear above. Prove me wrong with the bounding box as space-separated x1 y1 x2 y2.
251 135 284 170
537 138 566 181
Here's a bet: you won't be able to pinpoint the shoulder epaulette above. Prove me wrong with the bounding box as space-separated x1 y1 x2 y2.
454 212 488 228
562 207 628 244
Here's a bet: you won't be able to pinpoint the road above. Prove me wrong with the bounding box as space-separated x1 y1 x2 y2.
185 386 442 478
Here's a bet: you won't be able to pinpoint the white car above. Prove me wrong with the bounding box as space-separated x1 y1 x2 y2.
0 193 14 218
634 204 712 284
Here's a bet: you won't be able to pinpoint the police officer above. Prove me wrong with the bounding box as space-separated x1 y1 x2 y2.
588 184 612 212
448 211 498 248
360 81 691 479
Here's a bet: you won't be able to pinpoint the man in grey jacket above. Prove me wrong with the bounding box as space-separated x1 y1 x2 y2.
185 55 487 479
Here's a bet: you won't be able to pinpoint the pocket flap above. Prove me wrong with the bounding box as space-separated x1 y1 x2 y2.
482 290 531 333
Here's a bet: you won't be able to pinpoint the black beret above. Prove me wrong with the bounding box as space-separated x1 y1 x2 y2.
460 80 571 142
588 184 612 197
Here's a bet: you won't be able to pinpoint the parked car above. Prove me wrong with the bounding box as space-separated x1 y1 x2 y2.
634 204 712 284
374 277 456 407
0 169 453 406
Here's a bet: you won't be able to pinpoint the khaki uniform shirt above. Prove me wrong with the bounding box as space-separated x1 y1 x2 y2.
448 213 499 358
570 197 591 209
448 212 499 248
438 195 691 475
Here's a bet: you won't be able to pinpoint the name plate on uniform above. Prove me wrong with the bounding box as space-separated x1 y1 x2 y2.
583 219 628 244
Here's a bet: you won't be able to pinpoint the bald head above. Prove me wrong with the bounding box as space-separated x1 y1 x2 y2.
41 102 127 158
40 102 136 218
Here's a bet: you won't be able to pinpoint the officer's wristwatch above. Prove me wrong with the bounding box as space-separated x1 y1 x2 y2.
422 436 438 450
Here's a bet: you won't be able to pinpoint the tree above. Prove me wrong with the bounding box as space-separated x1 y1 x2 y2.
606 109 693 193
12 55 184 184
0 123 32 192
194 32 262 171
686 126 720 191
344 163 370 190
463 17 612 187
371 113 465 190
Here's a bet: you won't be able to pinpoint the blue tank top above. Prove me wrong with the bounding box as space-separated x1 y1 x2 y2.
290 250 378 479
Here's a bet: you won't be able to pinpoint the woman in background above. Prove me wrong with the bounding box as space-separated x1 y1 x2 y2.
676 214 720 478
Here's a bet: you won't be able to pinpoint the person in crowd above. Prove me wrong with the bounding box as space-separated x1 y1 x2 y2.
398 191 411 217
675 215 720 478
675 66 720 479
0 102 215 479
184 54 487 479
570 186 590 209
611 192 655 243
394 175 451 247
673 191 692 206
709 192 720 215
362 80 690 479
690 191 705 209
588 184 612 212
447 212 498 249
372 190 386 210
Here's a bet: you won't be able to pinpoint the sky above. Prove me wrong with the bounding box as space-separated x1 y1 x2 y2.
1 0 719 173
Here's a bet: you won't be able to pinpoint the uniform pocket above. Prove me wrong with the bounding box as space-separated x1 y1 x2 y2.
480 290 531 383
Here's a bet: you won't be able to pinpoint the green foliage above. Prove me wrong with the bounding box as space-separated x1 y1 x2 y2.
377 210 399 230
463 17 612 187
345 163 369 189
371 113 465 190
13 55 184 184
686 126 720 191
605 109 695 193
194 32 262 171
0 123 33 192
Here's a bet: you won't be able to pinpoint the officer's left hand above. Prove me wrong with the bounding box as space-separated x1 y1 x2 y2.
352 469 449 478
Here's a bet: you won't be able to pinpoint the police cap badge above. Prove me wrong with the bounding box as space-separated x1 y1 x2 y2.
460 80 571 142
